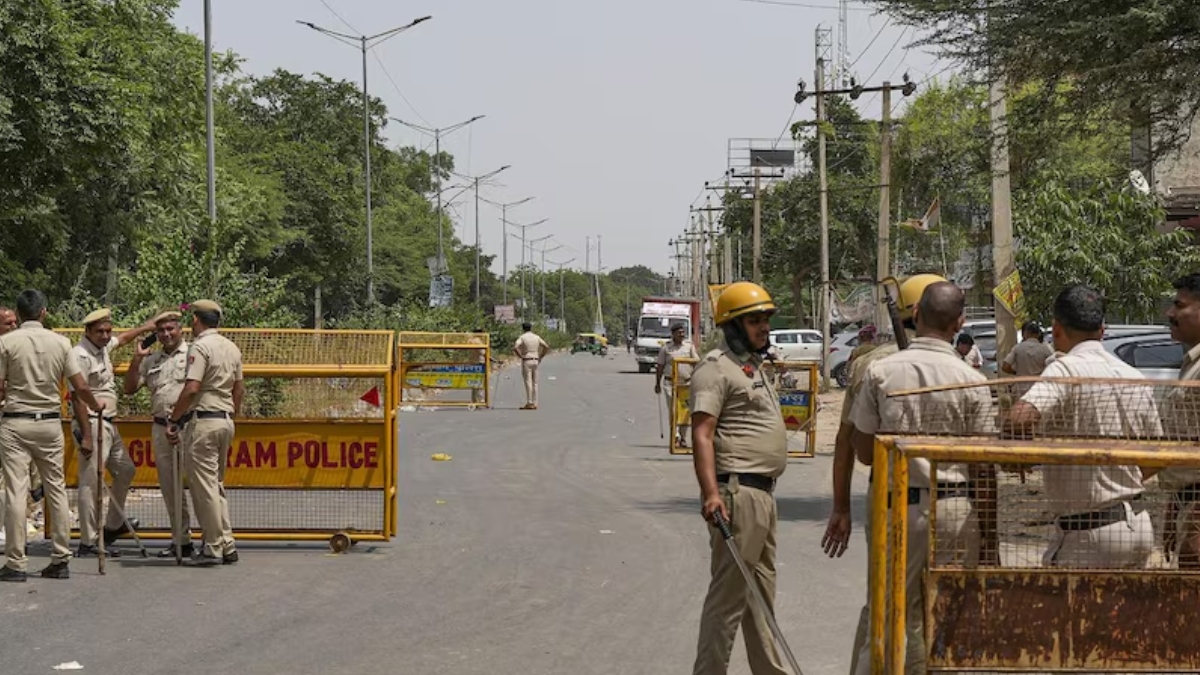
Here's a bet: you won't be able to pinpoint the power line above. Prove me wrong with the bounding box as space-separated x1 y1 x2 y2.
773 103 799 149
863 26 909 84
847 16 891 71
738 0 874 11
371 51 430 127
318 0 359 34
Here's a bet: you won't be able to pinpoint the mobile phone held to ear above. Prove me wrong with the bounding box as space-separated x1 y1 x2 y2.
142 333 158 350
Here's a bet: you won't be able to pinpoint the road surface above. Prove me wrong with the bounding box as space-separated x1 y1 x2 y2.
3 351 869 675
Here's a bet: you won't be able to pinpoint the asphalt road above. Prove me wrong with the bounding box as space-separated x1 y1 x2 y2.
3 351 869 675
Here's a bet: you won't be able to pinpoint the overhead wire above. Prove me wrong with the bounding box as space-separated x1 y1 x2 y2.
848 17 892 72
773 103 799 150
738 0 874 11
318 0 359 34
371 51 431 127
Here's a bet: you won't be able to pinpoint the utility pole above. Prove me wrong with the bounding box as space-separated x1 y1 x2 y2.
540 242 563 318
752 168 762 283
595 235 606 333
816 57 833 389
481 196 534 305
462 166 511 308
876 83 893 332
549 258 574 332
299 16 432 304
204 0 217 297
991 76 1017 361
796 54 916 387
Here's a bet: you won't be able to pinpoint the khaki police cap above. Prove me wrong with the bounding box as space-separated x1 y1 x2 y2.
152 310 182 325
190 299 222 316
82 308 112 327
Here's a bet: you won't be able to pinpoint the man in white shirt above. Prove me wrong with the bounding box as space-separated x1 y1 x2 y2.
513 323 549 410
655 323 699 447
1005 285 1161 569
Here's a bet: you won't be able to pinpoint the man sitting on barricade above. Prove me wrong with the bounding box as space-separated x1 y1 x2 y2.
1004 284 1162 569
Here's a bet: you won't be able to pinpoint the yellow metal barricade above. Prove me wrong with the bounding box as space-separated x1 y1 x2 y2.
669 357 699 454
397 331 491 409
670 358 818 457
869 378 1200 674
53 328 397 550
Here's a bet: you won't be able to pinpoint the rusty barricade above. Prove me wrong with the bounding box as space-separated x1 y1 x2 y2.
868 377 1200 674
54 328 397 552
668 358 818 457
397 331 491 409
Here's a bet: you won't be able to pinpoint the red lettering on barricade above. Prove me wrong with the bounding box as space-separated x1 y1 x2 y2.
128 439 158 468
305 440 321 468
364 441 378 469
256 441 277 468
321 441 338 469
287 442 304 467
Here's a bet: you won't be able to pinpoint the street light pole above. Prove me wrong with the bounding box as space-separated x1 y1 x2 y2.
204 0 217 296
453 165 510 308
540 243 563 317
391 115 486 275
298 15 431 305
479 196 534 305
548 257 575 332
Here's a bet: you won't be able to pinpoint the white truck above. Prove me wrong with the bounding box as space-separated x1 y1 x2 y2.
633 297 701 374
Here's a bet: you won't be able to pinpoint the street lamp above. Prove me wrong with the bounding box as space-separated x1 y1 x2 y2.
391 115 486 274
510 232 552 319
502 216 547 306
547 257 575 332
538 242 564 317
480 196 535 304
297 15 432 304
453 165 510 308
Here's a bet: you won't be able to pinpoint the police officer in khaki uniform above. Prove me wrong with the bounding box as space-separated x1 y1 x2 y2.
848 279 999 675
0 290 107 581
1162 273 1200 568
124 310 193 558
1000 321 1053 399
690 282 788 675
513 322 549 410
1006 285 1160 568
167 300 244 566
655 322 699 448
70 307 155 556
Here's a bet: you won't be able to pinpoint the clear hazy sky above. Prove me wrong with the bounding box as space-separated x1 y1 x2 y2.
172 0 939 277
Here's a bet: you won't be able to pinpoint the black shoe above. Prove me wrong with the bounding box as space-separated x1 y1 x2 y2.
188 553 221 567
158 543 195 559
0 566 27 583
76 544 121 558
102 518 140 546
29 486 43 502
39 562 69 579
222 551 239 565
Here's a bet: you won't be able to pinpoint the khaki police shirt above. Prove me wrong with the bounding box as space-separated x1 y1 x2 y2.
71 335 120 410
1003 338 1054 398
840 331 916 425
514 332 548 361
1157 342 1200 489
690 348 788 479
138 340 189 418
1021 340 1160 514
185 329 243 414
850 337 995 488
657 339 699 384
0 321 81 413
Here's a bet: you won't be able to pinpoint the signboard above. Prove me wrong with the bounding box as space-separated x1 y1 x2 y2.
545 318 560 331
779 392 811 431
641 301 692 317
493 304 516 324
64 422 386 489
993 269 1028 325
429 275 454 308
404 363 486 390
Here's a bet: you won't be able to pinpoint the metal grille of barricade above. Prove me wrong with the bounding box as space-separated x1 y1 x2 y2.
869 378 1200 674
669 357 698 454
398 332 491 409
51 328 397 547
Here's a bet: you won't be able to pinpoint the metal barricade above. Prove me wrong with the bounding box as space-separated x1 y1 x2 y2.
868 378 1200 674
668 358 818 457
397 332 491 409
669 357 699 454
54 328 397 551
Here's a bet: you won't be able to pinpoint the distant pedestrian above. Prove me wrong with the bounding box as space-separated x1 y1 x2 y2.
513 322 549 410
1001 321 1053 398
955 333 983 369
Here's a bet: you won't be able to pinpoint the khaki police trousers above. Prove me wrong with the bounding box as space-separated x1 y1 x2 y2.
693 478 788 675
152 423 191 547
1043 503 1152 569
521 359 540 406
184 417 235 558
75 418 135 547
851 492 977 675
1 418 72 571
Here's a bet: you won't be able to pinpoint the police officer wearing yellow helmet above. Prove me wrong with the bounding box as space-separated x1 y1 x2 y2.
690 282 789 675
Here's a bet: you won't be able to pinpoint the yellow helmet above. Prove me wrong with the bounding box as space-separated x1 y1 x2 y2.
896 274 949 320
715 282 777 326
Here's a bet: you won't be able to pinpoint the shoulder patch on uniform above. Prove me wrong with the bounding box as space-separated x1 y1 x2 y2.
188 355 195 365
703 348 722 362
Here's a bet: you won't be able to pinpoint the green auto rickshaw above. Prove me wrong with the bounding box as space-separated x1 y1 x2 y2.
571 333 609 356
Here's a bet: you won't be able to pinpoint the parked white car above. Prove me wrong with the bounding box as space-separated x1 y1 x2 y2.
828 330 864 387
769 329 824 362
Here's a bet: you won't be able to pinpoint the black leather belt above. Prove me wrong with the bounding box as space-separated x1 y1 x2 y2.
153 416 169 427
178 410 231 425
717 473 775 493
1057 496 1144 531
906 483 971 505
3 411 60 421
